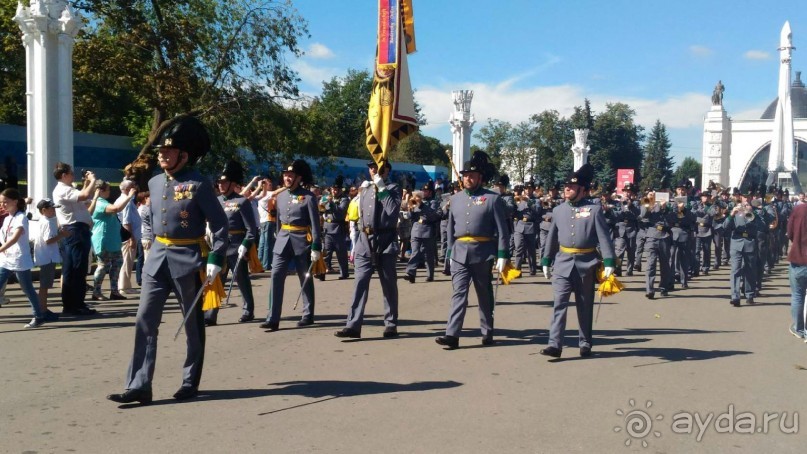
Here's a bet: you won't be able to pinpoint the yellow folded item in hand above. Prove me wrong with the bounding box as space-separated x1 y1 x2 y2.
312 257 327 276
247 244 264 273
198 271 226 311
500 262 522 285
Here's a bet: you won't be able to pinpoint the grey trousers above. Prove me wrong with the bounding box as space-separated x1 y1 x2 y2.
645 237 673 293
345 253 398 331
614 236 636 273
514 232 537 273
670 240 689 286
730 249 757 300
445 260 494 338
205 253 255 323
407 236 436 279
265 247 314 324
695 235 712 271
126 263 205 391
547 265 596 349
324 231 349 278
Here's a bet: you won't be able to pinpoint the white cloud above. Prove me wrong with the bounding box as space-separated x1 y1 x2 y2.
689 45 713 57
744 50 771 60
307 43 335 60
291 59 341 88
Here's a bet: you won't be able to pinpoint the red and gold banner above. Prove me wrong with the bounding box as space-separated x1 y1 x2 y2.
366 0 418 168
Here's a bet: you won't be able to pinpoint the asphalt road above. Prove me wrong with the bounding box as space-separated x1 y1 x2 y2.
0 260 804 453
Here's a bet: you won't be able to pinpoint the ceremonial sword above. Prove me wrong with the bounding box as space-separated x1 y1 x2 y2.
293 259 317 310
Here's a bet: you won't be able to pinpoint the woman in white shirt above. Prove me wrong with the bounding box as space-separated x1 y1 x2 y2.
0 188 46 328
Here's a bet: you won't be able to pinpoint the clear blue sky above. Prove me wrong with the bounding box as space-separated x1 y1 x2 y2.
291 1 807 166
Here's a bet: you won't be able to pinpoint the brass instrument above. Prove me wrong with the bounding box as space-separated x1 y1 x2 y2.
444 149 464 189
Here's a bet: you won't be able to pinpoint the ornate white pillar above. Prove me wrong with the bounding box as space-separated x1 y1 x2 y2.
448 90 475 181
13 0 82 206
701 104 731 189
571 129 590 171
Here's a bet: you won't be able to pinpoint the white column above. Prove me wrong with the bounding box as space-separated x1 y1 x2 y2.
23 33 35 201
702 106 731 189
571 129 590 171
448 90 475 182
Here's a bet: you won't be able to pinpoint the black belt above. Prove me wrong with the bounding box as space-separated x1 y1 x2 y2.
65 223 90 230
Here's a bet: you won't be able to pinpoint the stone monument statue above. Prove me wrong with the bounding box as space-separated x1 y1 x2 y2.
711 80 724 106
448 90 475 181
571 129 590 171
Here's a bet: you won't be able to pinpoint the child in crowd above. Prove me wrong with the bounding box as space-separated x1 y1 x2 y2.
0 188 47 328
33 198 67 321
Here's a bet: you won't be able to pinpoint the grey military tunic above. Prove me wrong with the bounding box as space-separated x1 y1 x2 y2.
641 204 673 294
724 212 765 301
541 199 615 350
205 192 258 323
343 179 402 332
126 166 228 392
443 188 510 340
667 209 695 287
264 187 322 326
693 202 715 273
613 201 639 274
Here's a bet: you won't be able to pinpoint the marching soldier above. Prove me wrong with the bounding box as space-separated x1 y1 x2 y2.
259 160 322 331
335 161 402 339
321 176 350 280
693 191 715 275
668 194 695 289
613 183 639 276
404 181 441 282
634 189 654 273
435 152 509 349
642 193 674 298
539 163 616 359
108 115 228 405
513 188 542 275
205 160 258 325
724 194 766 306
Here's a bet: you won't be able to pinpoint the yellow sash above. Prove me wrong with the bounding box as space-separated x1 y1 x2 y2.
560 246 596 254
456 236 493 242
156 236 209 257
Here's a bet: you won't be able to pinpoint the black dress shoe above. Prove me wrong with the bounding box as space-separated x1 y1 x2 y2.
259 321 279 331
660 289 669 297
204 319 216 327
238 314 254 323
481 337 494 346
442 270 451 276
627 270 633 276
529 271 537 276
316 274 325 281
634 266 642 272
107 388 152 405
405 273 416 283
703 270 709 275
69 306 97 316
172 386 198 401
730 299 740 307
580 346 592 357
383 327 399 338
297 318 314 327
645 293 655 300
425 277 434 282
435 335 459 349
539 346 562 358
334 328 361 338
338 276 349 280
746 297 755 305
681 284 689 289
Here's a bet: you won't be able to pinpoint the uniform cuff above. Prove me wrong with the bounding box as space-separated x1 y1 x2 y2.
377 189 390 200
207 252 224 267
241 239 253 248
311 242 321 252
541 257 552 267
603 258 616 268
497 250 509 259
446 249 451 259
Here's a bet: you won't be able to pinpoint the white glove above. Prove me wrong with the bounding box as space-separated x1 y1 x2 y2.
543 266 551 280
603 266 615 278
141 239 152 250
311 250 321 262
237 244 248 260
496 258 506 273
360 180 372 189
205 264 222 285
372 174 386 191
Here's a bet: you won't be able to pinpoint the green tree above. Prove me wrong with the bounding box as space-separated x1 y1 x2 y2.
390 132 449 167
640 120 674 191
589 103 644 188
528 110 573 186
0 0 26 125
672 157 702 189
474 119 512 168
499 121 535 183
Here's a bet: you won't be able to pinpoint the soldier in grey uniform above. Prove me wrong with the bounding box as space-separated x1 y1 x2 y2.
435 152 509 350
539 164 616 359
107 115 228 405
724 197 766 306
335 161 401 339
668 197 695 289
258 160 322 331
642 197 674 298
613 183 639 276
693 192 715 275
204 160 258 326
321 176 350 280
513 190 542 275
404 181 441 282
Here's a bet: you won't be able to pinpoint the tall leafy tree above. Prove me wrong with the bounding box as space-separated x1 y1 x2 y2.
640 120 674 191
474 119 512 168
589 103 644 189
0 0 26 125
672 157 702 189
529 110 573 187
499 121 535 183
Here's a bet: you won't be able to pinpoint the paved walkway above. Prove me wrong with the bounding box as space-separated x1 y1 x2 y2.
0 261 803 453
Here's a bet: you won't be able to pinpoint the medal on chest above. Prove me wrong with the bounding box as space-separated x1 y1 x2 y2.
173 183 195 201
471 196 487 206
224 201 240 212
574 207 591 218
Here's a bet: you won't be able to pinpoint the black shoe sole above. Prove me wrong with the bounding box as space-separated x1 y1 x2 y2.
334 329 361 339
539 348 562 358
